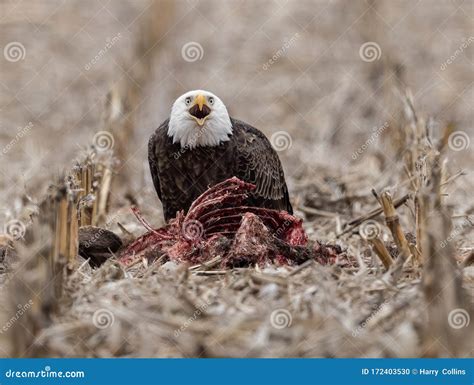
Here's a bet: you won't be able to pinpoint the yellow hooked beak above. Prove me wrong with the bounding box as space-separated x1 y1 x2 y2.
195 94 205 111
189 94 211 126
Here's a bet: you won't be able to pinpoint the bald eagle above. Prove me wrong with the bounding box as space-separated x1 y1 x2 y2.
148 90 292 221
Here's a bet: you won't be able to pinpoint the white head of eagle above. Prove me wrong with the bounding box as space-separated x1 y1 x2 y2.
168 90 233 149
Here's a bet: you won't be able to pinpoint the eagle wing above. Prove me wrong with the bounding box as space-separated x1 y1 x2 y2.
148 120 168 202
231 119 293 213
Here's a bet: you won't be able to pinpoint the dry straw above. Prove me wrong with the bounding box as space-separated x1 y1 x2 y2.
3 91 471 358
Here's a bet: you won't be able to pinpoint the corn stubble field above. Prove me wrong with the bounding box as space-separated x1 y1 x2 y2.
0 0 473 358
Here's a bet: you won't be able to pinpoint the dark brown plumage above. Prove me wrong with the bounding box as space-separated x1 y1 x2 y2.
148 118 292 221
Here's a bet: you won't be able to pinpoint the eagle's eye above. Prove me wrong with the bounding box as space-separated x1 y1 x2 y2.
208 97 214 105
185 97 192 105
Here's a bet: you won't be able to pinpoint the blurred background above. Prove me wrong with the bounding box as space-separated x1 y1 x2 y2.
1 0 472 225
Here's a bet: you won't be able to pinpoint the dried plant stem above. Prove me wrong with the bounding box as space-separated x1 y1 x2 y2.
189 256 222 271
67 193 78 271
51 187 68 298
338 194 410 237
368 236 393 269
419 127 471 357
380 192 412 262
80 162 93 226
97 166 112 223
414 195 422 258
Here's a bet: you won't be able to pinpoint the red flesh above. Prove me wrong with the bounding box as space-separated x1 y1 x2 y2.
119 177 341 267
